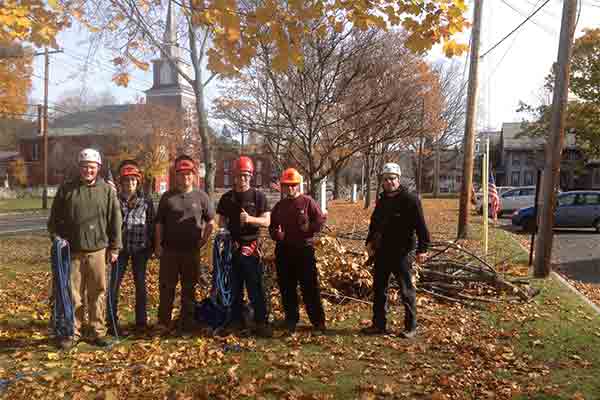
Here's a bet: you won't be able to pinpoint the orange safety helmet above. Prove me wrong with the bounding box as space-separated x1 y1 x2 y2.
119 163 142 180
280 168 302 185
234 156 254 174
175 156 196 173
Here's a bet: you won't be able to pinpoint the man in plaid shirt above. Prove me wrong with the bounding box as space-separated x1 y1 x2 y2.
107 160 155 335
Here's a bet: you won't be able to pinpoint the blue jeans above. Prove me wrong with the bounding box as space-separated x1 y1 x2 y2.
230 251 268 325
107 249 148 328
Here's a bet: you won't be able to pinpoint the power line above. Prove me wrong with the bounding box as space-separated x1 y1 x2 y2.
480 0 552 59
499 0 556 35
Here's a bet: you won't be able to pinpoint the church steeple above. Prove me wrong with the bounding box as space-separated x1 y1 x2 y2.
163 0 178 59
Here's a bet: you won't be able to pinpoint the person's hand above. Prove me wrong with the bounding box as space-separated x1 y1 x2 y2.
298 212 309 232
108 250 119 264
415 252 428 264
366 242 375 258
240 208 249 225
274 225 285 241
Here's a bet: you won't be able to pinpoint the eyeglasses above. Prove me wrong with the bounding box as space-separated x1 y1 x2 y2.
239 174 252 180
383 176 398 182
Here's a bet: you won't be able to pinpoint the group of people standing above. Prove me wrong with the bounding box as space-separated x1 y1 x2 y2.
47 148 430 350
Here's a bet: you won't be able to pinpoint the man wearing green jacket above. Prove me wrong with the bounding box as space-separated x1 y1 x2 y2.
48 148 122 350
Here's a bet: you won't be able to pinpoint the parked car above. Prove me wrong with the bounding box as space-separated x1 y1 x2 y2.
475 186 516 215
511 191 600 232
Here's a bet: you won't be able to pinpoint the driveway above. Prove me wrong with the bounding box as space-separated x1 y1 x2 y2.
0 213 48 236
499 217 600 284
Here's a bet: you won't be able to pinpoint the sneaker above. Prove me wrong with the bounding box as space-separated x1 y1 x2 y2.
400 329 417 339
92 336 113 347
254 324 273 338
57 337 75 350
360 325 387 335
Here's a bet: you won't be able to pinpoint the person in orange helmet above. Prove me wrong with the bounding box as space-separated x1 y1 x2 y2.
216 156 272 337
269 168 327 334
106 160 155 336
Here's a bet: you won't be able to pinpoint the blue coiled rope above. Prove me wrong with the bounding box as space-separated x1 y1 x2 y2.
213 229 233 309
51 238 74 338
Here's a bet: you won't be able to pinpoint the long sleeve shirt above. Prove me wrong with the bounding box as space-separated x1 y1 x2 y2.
366 187 430 256
269 194 326 247
120 191 155 253
47 178 123 252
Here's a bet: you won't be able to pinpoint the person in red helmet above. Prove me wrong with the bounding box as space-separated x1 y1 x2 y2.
216 156 272 337
107 160 154 336
154 155 215 335
269 168 327 334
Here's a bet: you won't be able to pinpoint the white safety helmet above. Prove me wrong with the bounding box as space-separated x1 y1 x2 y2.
78 148 102 165
381 162 401 177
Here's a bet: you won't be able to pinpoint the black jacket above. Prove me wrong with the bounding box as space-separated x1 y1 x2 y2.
365 187 430 256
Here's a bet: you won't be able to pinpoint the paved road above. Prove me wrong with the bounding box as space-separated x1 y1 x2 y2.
0 213 49 235
500 217 600 284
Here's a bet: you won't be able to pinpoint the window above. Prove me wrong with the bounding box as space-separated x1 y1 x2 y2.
557 194 576 207
256 160 263 172
519 188 535 196
502 189 516 198
32 142 40 161
256 173 262 186
223 160 231 172
583 194 600 205
511 153 520 166
224 173 230 187
524 171 534 186
511 171 520 186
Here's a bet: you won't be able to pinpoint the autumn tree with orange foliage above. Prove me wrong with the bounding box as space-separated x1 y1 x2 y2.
55 0 469 197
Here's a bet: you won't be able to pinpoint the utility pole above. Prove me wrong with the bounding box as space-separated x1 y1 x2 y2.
457 0 483 239
534 0 578 278
416 96 425 196
42 48 49 209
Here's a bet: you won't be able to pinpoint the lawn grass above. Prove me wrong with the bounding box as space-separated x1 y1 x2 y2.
1 200 599 399
0 198 52 213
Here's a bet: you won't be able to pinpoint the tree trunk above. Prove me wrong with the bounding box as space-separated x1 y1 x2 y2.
333 167 341 200
364 153 372 209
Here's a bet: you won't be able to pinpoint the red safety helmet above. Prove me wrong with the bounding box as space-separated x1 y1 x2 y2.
119 164 142 180
234 156 254 175
280 168 302 185
175 157 196 173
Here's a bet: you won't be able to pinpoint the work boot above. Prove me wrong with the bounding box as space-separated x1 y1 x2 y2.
285 322 297 335
360 325 387 335
400 329 417 339
312 323 327 336
92 336 113 347
254 323 273 338
57 337 75 351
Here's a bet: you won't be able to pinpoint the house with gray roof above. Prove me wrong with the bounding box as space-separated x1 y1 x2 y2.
496 122 588 190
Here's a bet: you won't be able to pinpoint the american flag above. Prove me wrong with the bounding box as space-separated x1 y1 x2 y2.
488 170 500 218
270 180 281 192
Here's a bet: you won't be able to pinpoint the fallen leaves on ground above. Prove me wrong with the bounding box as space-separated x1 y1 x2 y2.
0 199 597 399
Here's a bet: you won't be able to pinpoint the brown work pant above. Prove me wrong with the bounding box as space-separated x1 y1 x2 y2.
158 249 200 330
70 249 108 339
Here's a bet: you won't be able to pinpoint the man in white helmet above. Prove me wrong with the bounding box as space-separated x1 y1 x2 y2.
48 148 122 350
361 162 430 339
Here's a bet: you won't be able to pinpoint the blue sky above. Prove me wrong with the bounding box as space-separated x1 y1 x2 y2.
29 0 600 131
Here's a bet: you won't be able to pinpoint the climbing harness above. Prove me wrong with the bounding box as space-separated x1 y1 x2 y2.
50 238 74 338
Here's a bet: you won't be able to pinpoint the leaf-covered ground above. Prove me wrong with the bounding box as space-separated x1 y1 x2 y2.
1 199 599 399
